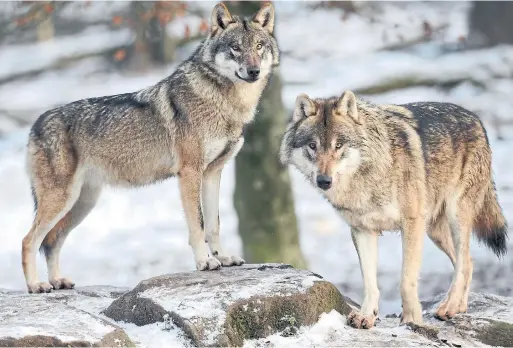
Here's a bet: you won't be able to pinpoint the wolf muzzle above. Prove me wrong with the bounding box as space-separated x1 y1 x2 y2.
246 66 260 80
316 174 332 190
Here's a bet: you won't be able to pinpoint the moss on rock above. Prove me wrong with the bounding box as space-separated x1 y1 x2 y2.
475 319 513 347
224 281 351 347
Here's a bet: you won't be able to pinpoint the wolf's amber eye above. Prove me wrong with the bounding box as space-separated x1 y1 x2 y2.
335 143 343 150
308 142 317 150
256 43 263 50
231 45 241 52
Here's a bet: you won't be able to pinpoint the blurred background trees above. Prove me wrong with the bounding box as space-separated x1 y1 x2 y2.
2 1 206 73
469 1 513 47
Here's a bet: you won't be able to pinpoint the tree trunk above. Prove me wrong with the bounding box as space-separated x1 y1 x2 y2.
36 16 54 42
469 1 513 47
230 2 305 269
226 1 306 268
128 1 178 71
233 70 306 268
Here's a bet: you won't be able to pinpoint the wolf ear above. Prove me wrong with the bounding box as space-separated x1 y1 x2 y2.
293 94 316 122
252 3 275 34
211 3 233 33
336 91 360 124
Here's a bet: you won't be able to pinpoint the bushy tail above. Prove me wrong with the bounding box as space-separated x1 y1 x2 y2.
474 181 508 257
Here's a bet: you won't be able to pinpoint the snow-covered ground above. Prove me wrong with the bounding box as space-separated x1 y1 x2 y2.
0 2 512 346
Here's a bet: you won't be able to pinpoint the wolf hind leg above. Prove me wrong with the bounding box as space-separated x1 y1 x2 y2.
202 168 244 267
22 180 82 294
427 213 456 267
41 183 102 290
435 200 473 320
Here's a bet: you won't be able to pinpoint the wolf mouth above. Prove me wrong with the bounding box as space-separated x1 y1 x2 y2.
235 72 258 83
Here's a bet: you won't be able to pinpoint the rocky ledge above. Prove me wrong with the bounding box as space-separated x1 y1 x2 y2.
102 263 352 347
0 286 133 347
1 264 512 347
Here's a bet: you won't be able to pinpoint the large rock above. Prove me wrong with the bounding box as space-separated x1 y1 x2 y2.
103 263 352 347
0 287 134 347
246 292 513 347
2 267 511 347
421 293 513 347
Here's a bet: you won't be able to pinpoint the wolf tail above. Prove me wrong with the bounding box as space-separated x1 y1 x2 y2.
474 180 508 257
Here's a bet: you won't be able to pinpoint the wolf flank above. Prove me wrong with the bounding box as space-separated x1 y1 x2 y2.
280 90 508 328
22 2 279 294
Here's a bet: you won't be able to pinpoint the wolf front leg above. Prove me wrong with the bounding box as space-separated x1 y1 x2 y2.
347 228 380 329
400 217 425 325
202 168 245 267
179 166 221 271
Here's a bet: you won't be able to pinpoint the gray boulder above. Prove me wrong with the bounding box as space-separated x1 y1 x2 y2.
0 286 134 347
421 292 513 347
103 263 352 347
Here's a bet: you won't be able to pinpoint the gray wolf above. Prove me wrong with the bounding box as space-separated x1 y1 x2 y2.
280 90 508 328
22 2 279 293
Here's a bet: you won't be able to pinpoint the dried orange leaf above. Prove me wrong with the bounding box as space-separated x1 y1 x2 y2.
113 49 126 61
112 16 123 25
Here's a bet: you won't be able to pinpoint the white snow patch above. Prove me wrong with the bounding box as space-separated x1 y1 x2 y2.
302 275 322 288
115 322 189 348
244 310 432 347
0 294 115 343
0 26 132 79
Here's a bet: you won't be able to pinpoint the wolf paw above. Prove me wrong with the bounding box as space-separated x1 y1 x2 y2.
196 257 222 271
50 277 75 290
399 309 423 325
435 298 465 321
347 309 376 329
215 254 245 267
27 282 53 294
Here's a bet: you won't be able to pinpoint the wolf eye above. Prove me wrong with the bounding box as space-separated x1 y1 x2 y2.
231 45 241 51
308 142 317 150
335 143 343 149
256 43 263 50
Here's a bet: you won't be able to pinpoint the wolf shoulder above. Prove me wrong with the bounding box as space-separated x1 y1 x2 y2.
384 102 486 133
379 101 489 149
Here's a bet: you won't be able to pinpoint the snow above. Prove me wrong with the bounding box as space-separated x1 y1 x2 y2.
58 2 130 24
0 292 115 343
281 46 513 111
275 1 470 60
0 25 132 80
244 310 434 348
0 1 512 347
0 59 177 113
115 322 188 348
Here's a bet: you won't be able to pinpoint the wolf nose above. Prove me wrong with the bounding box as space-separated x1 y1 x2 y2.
316 175 332 190
247 66 260 79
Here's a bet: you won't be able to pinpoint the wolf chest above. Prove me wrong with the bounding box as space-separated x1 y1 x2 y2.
203 136 244 168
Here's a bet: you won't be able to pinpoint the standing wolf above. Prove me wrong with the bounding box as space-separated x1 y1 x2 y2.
280 90 508 328
22 3 278 293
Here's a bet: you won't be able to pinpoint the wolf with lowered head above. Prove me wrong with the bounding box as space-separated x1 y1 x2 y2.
22 3 279 294
280 90 508 328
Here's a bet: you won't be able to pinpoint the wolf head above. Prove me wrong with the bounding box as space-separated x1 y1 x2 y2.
280 91 369 191
200 3 279 83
